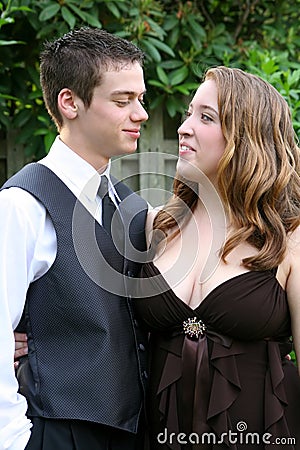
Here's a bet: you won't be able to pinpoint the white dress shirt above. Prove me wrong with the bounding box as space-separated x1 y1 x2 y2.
0 136 119 450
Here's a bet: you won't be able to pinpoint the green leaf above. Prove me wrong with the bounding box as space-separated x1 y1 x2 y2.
37 115 52 126
0 110 11 128
79 11 102 28
166 96 185 117
15 121 36 143
0 17 14 26
148 80 165 88
163 15 179 31
288 69 300 86
144 17 165 40
66 2 85 19
105 2 121 19
174 82 198 95
27 66 41 87
169 66 189 86
161 60 184 70
261 59 279 75
147 36 175 57
156 66 169 85
28 91 43 100
167 27 180 48
149 95 164 110
14 109 31 128
44 131 56 152
39 4 61 22
0 39 23 46
142 40 161 62
7 6 33 13
61 6 76 29
187 16 206 39
68 3 101 27
211 23 226 37
129 8 139 17
0 93 19 101
34 128 49 136
166 98 178 117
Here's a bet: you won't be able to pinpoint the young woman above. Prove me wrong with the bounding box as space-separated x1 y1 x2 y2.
135 66 300 449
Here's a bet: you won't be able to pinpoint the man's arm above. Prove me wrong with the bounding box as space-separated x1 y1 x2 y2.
0 187 55 449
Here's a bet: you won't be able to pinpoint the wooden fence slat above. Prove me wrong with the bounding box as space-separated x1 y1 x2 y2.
6 129 25 179
2 110 178 204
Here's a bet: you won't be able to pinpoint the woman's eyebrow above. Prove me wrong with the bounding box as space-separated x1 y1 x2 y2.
196 103 219 115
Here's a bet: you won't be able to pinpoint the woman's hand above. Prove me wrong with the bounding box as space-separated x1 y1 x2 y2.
14 332 28 369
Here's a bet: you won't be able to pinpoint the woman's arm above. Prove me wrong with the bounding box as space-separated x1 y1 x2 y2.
286 226 300 375
14 332 28 369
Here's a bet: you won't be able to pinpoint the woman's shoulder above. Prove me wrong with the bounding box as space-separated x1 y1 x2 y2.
282 226 300 277
287 225 300 254
145 205 163 246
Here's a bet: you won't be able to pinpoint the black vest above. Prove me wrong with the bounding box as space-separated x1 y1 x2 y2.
2 163 149 433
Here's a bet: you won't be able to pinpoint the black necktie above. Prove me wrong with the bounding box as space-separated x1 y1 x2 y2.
98 176 116 236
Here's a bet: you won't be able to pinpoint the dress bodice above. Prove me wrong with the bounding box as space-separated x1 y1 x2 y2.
134 262 299 450
136 261 291 340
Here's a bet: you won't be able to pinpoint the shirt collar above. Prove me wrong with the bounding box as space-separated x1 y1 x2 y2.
39 136 121 203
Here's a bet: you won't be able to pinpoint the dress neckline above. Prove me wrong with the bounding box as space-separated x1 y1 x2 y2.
146 261 285 312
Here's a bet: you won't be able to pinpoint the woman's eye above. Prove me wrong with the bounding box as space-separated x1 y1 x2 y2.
201 113 213 122
182 110 191 121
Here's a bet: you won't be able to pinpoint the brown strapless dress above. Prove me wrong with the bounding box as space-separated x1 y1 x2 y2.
134 262 300 449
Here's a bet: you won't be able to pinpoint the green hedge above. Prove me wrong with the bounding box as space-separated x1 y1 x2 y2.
0 0 299 160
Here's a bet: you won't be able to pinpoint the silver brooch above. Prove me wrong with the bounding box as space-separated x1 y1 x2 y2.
183 317 206 339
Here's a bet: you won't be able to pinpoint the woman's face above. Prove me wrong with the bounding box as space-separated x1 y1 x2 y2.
177 79 226 185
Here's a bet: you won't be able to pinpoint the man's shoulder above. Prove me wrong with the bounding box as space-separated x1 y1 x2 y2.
1 163 54 190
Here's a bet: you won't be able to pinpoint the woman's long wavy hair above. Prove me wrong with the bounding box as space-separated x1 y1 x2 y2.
152 66 300 270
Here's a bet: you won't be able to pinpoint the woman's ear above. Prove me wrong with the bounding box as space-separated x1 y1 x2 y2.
57 88 79 120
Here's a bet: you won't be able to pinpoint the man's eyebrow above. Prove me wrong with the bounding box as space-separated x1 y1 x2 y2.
111 90 147 96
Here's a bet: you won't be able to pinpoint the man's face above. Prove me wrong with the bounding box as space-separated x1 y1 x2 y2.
69 62 148 170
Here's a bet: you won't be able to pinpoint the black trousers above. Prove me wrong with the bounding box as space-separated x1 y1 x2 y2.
25 417 145 450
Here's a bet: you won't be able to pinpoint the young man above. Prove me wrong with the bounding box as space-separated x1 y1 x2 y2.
0 27 149 450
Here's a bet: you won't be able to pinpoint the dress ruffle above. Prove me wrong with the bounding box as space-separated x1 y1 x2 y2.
156 331 296 449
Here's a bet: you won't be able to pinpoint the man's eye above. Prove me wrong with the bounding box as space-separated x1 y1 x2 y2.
115 101 130 106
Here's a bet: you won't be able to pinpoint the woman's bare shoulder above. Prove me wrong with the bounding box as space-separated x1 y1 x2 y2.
145 205 163 246
287 225 300 253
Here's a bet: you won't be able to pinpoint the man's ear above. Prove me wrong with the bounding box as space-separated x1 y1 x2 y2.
58 88 79 120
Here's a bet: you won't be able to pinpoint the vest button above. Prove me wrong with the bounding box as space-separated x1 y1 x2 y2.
142 370 148 379
127 270 135 277
138 343 146 352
